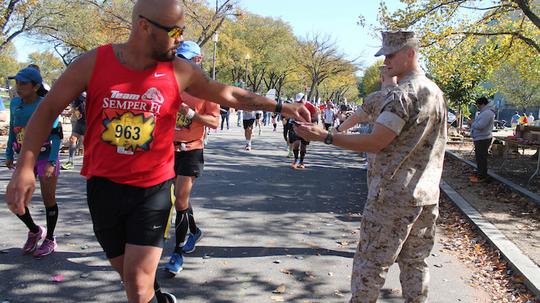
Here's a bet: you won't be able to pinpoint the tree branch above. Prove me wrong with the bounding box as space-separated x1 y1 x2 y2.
512 0 540 30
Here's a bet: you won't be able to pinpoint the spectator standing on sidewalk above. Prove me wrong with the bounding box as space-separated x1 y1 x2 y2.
518 113 529 125
220 105 230 130
511 111 520 127
528 112 535 125
469 96 495 183
295 31 447 303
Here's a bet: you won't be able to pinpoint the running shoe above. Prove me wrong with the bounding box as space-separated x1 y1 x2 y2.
183 228 203 253
245 144 251 151
164 252 183 275
297 162 305 169
162 292 177 303
22 225 46 254
60 161 74 170
33 237 57 257
290 160 299 169
287 148 293 158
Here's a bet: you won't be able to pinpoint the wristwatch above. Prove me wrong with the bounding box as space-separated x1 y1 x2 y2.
324 131 333 145
274 100 283 113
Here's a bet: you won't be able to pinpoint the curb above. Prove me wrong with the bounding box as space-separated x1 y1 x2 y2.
440 180 540 296
445 150 540 206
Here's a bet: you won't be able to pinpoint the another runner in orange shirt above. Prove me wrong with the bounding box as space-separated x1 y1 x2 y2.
165 41 220 275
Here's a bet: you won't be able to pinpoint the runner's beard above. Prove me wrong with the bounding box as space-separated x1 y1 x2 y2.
153 46 178 62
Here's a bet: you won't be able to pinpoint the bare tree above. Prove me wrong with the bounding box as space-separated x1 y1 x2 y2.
0 0 62 52
296 34 358 101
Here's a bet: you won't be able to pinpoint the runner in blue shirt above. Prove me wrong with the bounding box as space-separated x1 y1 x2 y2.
5 67 61 257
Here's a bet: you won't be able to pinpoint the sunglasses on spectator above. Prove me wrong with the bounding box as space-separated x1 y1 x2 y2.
139 15 185 39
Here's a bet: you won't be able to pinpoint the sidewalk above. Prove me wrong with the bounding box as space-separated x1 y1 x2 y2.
0 123 491 302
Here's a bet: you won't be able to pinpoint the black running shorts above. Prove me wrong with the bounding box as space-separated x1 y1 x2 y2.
174 149 204 178
243 119 255 130
86 177 174 259
288 128 310 145
72 119 86 136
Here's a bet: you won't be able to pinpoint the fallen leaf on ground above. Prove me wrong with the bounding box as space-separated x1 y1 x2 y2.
272 284 286 294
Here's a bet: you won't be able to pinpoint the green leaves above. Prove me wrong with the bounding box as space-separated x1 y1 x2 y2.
376 0 540 110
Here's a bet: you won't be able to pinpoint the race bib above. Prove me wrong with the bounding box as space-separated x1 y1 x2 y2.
175 111 192 130
101 112 155 154
14 127 25 145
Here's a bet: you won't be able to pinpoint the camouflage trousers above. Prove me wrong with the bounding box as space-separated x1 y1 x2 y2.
350 198 438 303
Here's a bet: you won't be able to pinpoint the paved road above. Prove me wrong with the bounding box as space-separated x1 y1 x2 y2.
0 121 489 302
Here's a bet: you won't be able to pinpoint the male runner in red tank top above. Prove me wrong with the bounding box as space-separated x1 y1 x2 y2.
6 1 310 303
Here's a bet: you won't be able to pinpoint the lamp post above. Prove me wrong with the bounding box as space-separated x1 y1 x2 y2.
244 53 250 89
212 32 218 80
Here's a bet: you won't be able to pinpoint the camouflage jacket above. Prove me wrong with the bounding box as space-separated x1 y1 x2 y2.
368 69 447 206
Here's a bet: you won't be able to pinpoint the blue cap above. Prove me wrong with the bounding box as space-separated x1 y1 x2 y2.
176 41 201 60
9 67 43 84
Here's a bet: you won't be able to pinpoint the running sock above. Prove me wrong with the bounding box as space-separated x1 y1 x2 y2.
68 142 76 162
45 204 58 240
300 150 306 163
174 208 190 254
16 207 39 233
293 149 299 161
152 278 167 303
187 206 197 234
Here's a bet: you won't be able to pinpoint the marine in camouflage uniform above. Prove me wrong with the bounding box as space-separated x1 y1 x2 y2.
349 32 447 303
293 31 447 303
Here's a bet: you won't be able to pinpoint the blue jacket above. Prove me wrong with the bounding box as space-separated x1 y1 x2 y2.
6 96 61 161
471 102 495 141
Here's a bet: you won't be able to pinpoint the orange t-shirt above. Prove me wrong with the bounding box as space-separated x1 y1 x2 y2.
174 92 219 151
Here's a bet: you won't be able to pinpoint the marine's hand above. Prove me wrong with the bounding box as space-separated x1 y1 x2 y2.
293 122 327 142
6 167 36 215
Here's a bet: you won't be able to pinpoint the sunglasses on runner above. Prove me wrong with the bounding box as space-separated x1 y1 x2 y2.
139 15 185 39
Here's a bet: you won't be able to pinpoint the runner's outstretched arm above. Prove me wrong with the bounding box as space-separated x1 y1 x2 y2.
175 60 310 123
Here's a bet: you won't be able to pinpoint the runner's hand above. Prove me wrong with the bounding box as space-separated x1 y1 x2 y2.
282 103 311 122
178 104 191 115
44 163 55 178
6 167 36 215
5 160 15 170
293 122 327 142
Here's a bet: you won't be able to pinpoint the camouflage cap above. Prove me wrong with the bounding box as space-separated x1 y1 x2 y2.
374 31 418 57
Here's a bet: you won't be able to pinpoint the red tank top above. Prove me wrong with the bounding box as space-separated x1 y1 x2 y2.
81 44 181 187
